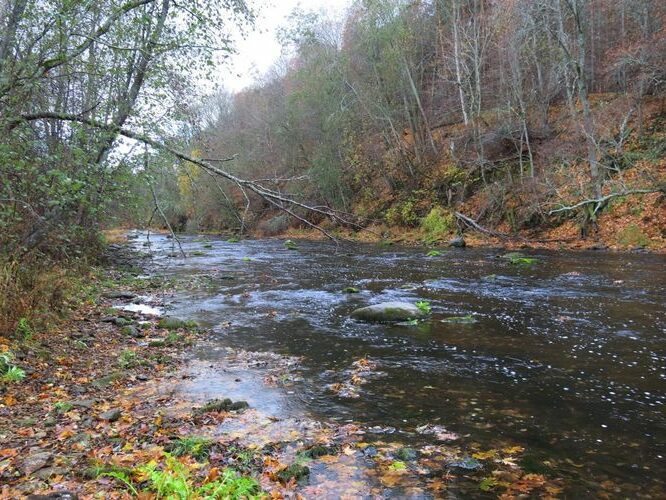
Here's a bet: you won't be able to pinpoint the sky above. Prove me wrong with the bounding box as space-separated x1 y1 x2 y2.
220 0 352 92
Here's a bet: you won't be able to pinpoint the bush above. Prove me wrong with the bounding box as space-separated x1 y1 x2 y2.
385 200 420 227
420 207 453 243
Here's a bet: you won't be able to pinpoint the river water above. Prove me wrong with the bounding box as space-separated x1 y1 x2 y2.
131 233 665 497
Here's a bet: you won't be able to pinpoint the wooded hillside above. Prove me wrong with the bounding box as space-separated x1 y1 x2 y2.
154 0 665 246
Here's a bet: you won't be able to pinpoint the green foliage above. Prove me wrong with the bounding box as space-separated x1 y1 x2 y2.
617 224 650 248
421 207 453 243
479 477 499 491
426 250 442 257
138 454 262 499
385 200 420 227
15 318 33 340
415 301 431 314
389 461 407 471
169 436 213 460
0 352 26 383
99 471 139 497
55 401 74 413
118 350 138 369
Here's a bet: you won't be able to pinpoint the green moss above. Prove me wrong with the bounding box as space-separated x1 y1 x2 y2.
501 252 538 266
343 287 360 293
617 224 650 248
195 398 249 414
277 464 309 483
441 314 477 324
298 445 338 460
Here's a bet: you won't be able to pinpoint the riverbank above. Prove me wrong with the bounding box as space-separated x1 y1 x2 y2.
0 237 582 498
275 189 665 254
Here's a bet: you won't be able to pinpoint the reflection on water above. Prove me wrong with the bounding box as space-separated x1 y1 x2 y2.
133 233 666 496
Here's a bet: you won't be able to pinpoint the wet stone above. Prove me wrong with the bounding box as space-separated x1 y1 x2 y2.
351 302 427 323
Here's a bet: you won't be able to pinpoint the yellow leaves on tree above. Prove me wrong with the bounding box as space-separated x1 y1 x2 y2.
177 148 203 218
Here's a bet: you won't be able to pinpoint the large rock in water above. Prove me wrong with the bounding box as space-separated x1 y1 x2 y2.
351 302 427 323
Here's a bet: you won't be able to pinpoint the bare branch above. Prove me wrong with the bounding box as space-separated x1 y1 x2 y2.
548 189 664 215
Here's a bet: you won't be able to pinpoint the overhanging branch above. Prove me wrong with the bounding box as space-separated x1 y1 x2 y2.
14 111 364 240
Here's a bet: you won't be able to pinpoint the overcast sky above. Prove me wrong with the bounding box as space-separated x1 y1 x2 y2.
220 0 352 92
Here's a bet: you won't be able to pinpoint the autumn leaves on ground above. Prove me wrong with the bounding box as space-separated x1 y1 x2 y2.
0 241 566 499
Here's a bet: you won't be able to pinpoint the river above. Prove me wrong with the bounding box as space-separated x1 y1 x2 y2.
130 233 665 497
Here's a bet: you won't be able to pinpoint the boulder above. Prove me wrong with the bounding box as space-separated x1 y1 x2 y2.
449 236 466 248
351 302 427 323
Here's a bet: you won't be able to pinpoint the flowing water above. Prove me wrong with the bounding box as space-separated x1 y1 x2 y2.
131 233 665 497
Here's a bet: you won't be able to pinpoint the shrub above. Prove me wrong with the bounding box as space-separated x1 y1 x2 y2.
385 199 420 227
421 207 453 243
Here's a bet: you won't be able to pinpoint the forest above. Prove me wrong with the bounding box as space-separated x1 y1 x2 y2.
1 0 665 498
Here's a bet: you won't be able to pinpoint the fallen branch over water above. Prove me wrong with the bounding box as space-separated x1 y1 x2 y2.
14 112 365 241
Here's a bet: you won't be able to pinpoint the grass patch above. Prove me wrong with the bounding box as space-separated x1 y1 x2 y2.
168 436 213 460
617 224 650 248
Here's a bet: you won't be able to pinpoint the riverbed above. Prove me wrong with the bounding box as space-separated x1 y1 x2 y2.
131 233 666 497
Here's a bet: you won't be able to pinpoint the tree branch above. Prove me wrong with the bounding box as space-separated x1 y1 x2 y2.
548 188 664 215
14 111 362 240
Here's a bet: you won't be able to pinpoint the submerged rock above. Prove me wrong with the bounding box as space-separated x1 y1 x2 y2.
351 302 428 323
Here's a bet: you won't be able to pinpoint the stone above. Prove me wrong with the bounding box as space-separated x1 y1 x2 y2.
449 236 466 248
121 325 141 338
351 302 428 323
112 317 132 327
98 408 122 422
104 291 137 300
20 451 53 475
70 399 96 410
